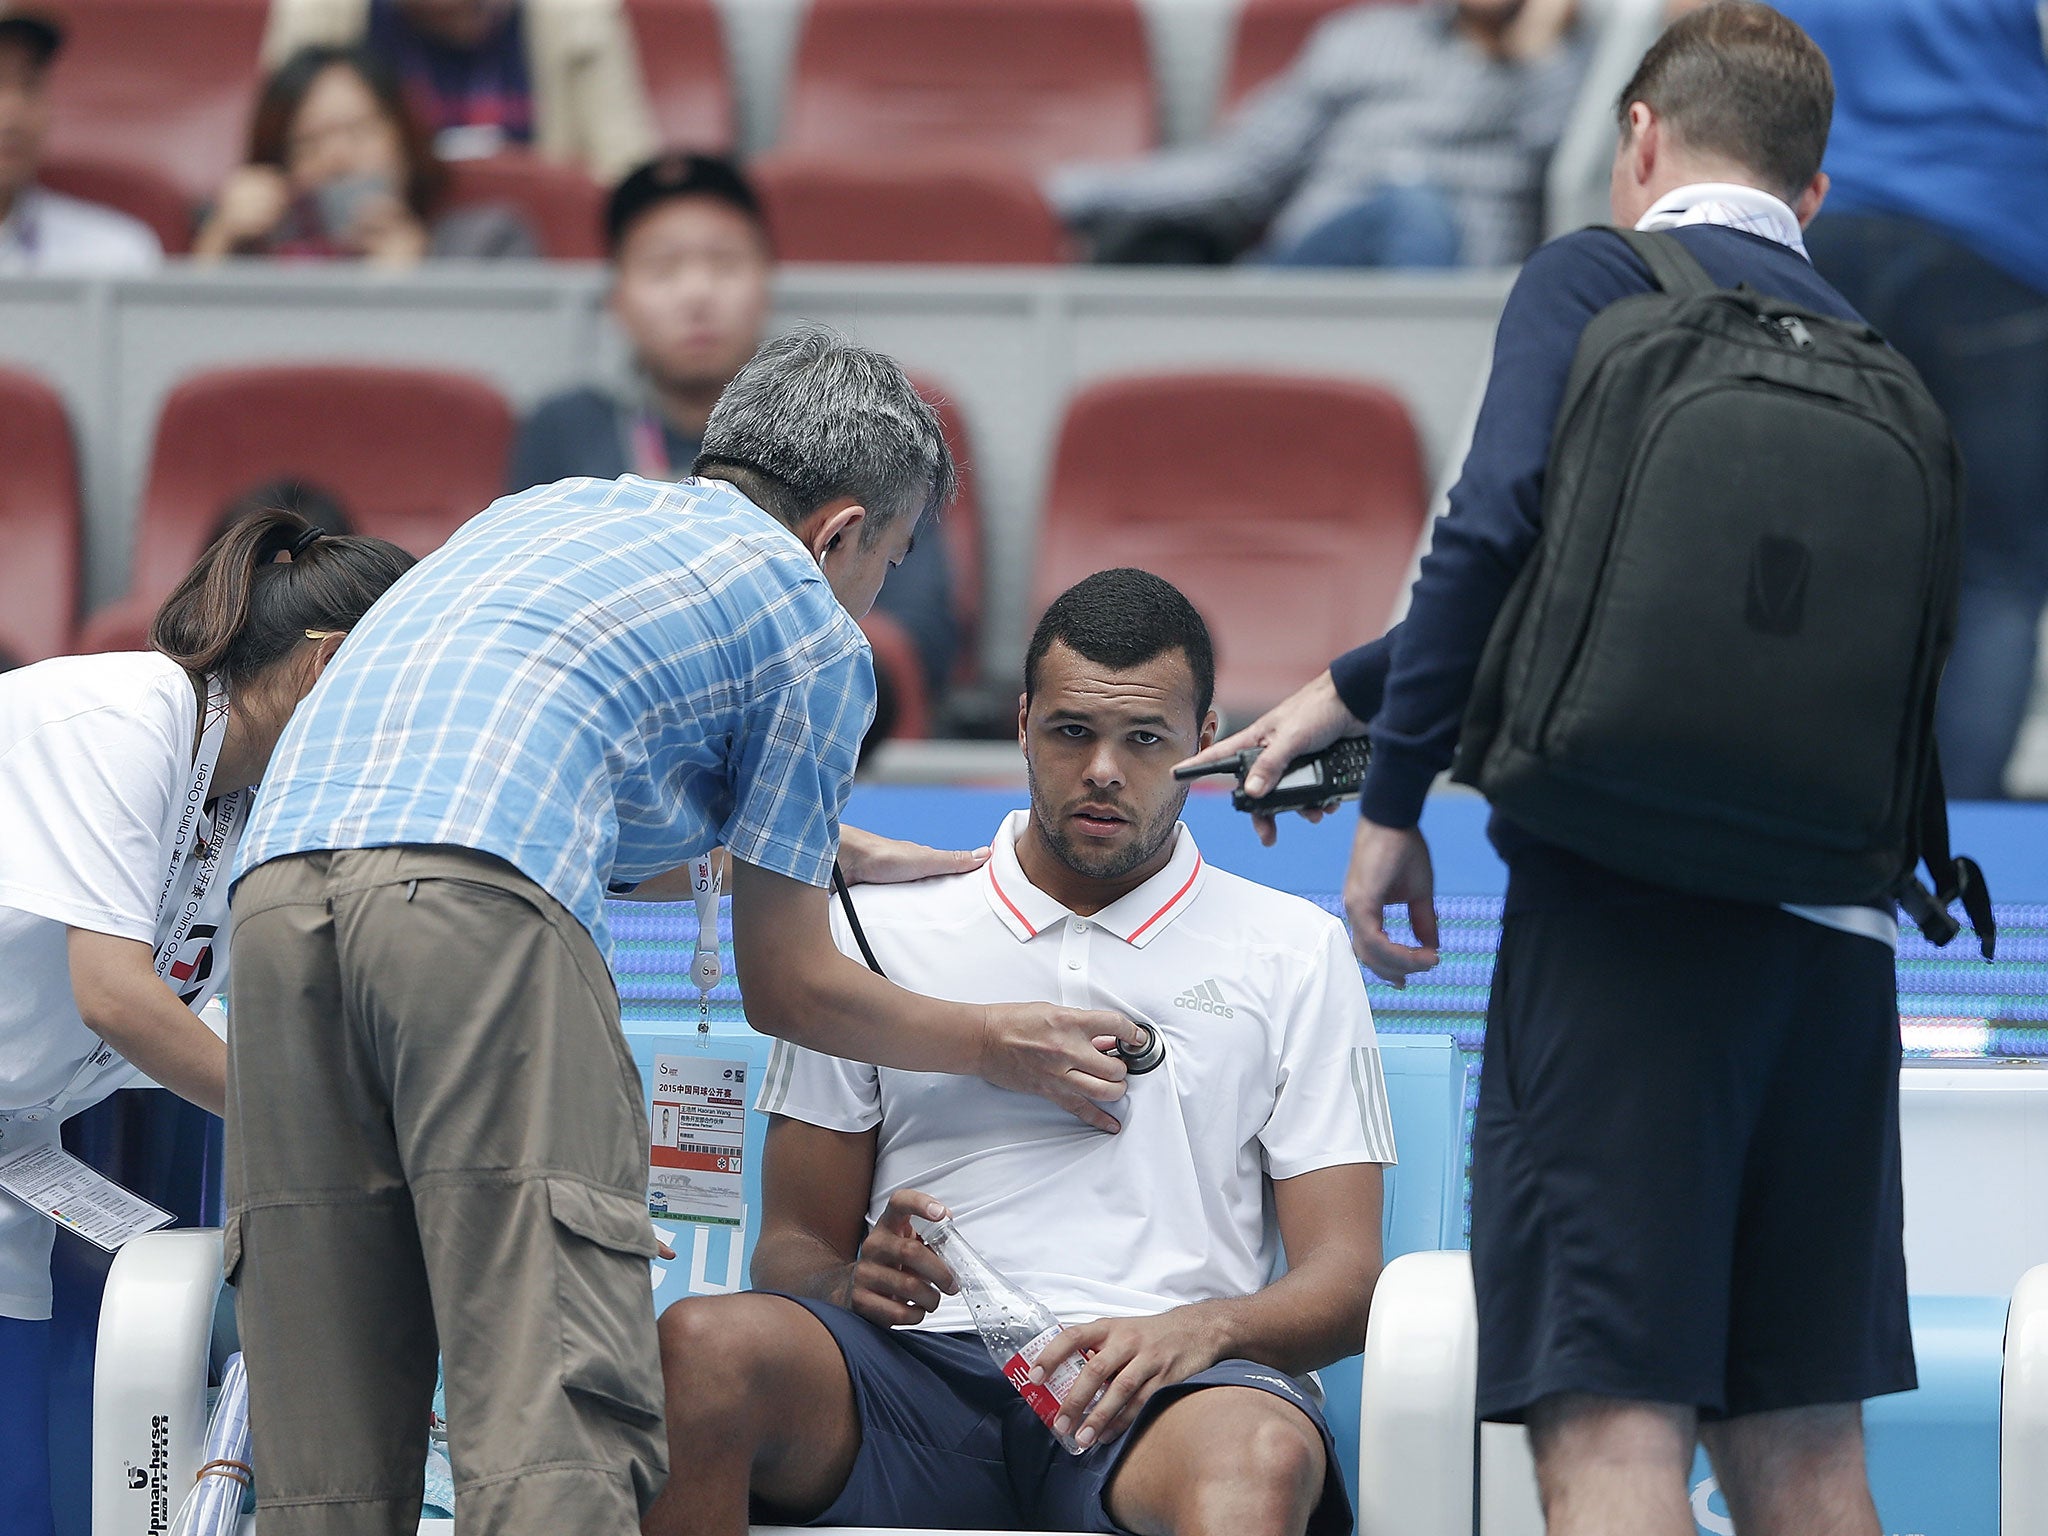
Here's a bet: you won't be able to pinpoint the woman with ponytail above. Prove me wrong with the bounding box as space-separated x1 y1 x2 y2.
0 509 411 1536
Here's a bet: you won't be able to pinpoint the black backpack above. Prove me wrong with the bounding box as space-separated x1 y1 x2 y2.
1453 228 1994 955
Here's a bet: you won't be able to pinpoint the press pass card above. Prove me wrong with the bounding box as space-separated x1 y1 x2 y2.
648 1053 747 1229
0 1144 174 1252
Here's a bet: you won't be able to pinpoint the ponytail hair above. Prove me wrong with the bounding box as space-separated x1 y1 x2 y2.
150 509 416 684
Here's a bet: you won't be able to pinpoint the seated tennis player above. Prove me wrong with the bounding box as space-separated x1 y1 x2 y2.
648 568 1395 1536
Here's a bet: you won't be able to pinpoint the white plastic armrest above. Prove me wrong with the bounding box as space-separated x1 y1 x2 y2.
1355 1250 1477 1536
2003 1262 2048 1533
92 1229 225 1536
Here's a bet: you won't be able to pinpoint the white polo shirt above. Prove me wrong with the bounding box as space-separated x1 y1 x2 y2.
757 810 1396 1333
0 185 162 275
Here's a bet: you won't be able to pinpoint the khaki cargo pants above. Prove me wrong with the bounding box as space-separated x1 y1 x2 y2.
226 846 667 1536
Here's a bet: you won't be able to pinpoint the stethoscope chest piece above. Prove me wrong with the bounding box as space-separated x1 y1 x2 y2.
1116 1020 1166 1075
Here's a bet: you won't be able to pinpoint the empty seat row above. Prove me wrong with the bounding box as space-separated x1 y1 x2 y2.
35 147 1071 264
0 360 1424 724
45 147 1060 263
0 362 983 727
27 0 1398 260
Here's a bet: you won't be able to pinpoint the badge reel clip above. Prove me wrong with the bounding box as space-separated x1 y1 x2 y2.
1172 737 1371 817
691 856 720 1041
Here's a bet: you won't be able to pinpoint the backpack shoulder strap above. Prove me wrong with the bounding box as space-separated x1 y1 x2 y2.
1896 750 1997 959
1611 227 1721 298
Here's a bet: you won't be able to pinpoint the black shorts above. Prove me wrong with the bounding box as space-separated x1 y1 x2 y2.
758 1296 1354 1536
1470 850 1915 1422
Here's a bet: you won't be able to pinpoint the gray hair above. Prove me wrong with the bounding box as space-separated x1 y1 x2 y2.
696 326 956 543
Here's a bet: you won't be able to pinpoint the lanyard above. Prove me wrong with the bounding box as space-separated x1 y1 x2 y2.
0 191 39 269
37 675 245 1119
629 408 673 481
151 675 239 983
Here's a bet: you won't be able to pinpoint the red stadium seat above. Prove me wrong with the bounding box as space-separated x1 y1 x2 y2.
780 0 1154 171
40 156 194 256
1032 372 1427 717
754 155 1069 264
861 609 931 740
37 0 266 205
1221 0 1414 112
907 378 984 684
624 0 735 152
443 153 604 259
70 599 151 656
0 370 81 664
79 365 513 652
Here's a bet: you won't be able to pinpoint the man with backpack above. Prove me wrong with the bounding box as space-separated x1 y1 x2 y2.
1183 5 1990 1532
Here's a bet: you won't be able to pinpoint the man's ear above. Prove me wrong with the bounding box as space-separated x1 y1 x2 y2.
1627 102 1660 190
1792 170 1829 229
1016 692 1030 749
1198 709 1219 753
802 500 866 564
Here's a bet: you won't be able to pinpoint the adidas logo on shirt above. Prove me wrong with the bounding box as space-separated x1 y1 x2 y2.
1173 980 1234 1019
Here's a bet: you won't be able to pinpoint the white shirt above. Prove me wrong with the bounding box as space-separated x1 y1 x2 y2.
0 652 236 1318
1637 181 1808 260
0 184 162 276
758 810 1396 1334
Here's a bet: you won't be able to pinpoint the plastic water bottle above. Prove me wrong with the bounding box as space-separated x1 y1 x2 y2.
910 1213 1090 1454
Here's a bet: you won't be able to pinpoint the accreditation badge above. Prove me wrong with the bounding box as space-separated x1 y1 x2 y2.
647 1052 747 1230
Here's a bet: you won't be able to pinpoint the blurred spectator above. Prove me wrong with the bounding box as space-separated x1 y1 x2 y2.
1051 0 1587 268
0 10 161 274
510 155 759 489
509 152 961 693
192 44 537 265
207 477 358 549
1775 0 2048 800
264 0 654 182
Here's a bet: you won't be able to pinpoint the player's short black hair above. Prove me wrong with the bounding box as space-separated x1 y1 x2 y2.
1025 568 1215 719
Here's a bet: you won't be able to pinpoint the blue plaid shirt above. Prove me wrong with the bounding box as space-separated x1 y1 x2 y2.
236 476 874 954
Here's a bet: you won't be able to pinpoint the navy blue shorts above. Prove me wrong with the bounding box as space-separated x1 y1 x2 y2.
758 1296 1354 1535
1471 848 1915 1423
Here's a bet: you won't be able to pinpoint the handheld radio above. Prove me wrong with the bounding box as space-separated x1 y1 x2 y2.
1173 737 1371 816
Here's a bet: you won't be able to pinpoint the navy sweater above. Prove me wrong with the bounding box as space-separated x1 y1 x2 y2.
1332 224 1864 837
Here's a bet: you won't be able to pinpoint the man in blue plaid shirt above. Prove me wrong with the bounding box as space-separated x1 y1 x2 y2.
225 329 1143 1536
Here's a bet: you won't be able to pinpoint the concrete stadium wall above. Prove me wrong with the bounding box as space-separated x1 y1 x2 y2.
0 264 1511 678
